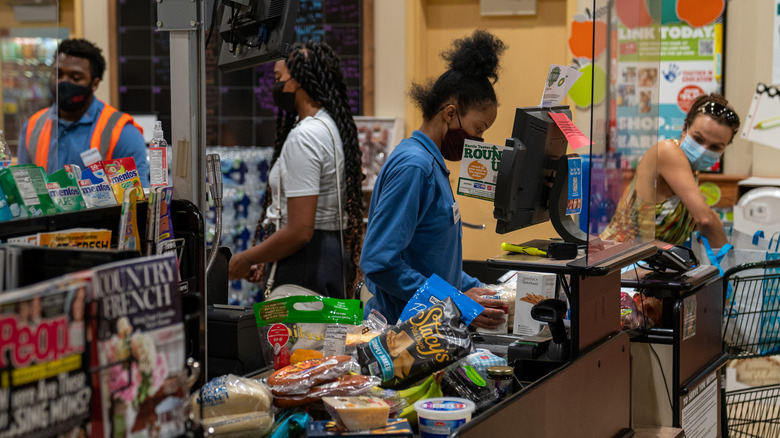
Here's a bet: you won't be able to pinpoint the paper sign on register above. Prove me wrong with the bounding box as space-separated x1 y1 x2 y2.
549 112 592 150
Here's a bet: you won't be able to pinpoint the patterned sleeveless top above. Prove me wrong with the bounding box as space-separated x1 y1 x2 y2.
600 175 696 245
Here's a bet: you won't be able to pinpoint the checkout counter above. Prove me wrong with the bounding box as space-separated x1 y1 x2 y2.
449 241 658 437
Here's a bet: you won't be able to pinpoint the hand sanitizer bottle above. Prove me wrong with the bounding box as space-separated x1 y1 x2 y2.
149 121 170 187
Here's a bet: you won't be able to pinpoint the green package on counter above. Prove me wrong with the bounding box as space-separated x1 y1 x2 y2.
254 295 364 326
0 164 57 218
46 164 86 212
254 295 364 370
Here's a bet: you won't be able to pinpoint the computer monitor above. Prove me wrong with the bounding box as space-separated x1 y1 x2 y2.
218 0 300 72
493 106 587 245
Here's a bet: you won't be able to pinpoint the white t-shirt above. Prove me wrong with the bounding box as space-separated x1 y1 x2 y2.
266 109 345 231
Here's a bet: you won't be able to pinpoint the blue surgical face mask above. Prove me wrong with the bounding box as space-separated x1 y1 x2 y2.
680 135 722 171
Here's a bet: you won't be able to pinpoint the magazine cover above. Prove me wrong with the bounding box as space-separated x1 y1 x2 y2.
0 275 91 438
37 229 112 249
91 254 186 438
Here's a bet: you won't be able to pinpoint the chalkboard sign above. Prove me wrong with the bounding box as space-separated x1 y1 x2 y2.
116 0 365 147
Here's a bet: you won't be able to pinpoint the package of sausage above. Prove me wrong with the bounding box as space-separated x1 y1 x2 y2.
357 297 474 389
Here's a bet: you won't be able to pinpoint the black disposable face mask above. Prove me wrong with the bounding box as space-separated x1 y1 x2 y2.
55 81 93 112
441 112 483 161
272 80 297 113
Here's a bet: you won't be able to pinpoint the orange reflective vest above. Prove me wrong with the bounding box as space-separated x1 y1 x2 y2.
24 101 143 173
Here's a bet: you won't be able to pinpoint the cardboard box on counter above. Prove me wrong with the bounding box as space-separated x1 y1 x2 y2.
513 271 557 336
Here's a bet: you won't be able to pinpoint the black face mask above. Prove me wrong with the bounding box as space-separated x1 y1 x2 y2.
441 113 483 161
271 80 297 113
55 81 93 112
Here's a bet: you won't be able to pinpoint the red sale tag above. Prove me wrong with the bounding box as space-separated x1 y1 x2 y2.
549 112 592 150
267 323 290 347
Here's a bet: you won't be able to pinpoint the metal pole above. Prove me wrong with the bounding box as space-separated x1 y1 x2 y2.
156 0 208 382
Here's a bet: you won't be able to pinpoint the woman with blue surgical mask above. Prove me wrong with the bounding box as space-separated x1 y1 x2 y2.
602 93 740 247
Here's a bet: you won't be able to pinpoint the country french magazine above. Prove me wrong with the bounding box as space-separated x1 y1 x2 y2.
91 253 187 438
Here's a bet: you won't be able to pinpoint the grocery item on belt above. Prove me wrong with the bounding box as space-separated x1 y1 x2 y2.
200 412 274 438
357 297 474 389
191 374 272 420
414 397 476 438
268 355 356 395
273 374 381 408
462 348 508 376
307 418 413 437
322 396 390 431
440 360 498 412
399 274 484 326
254 296 363 370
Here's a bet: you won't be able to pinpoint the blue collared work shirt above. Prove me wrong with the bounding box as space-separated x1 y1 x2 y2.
360 130 481 323
18 98 150 187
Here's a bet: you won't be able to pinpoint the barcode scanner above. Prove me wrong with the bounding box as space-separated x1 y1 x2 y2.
531 299 571 362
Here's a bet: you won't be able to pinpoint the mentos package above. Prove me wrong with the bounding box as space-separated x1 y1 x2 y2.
46 165 86 212
399 274 484 326
102 157 146 203
77 163 117 208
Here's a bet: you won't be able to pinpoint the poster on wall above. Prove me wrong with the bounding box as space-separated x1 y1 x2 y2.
614 8 724 170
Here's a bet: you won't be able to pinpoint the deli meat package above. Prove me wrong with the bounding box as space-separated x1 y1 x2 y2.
357 297 474 389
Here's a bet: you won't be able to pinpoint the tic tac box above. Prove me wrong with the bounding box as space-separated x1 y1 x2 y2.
513 271 557 336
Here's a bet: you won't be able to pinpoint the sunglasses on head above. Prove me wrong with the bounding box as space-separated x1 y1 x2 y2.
698 101 740 129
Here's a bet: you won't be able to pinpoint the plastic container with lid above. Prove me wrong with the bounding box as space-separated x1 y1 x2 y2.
414 397 476 438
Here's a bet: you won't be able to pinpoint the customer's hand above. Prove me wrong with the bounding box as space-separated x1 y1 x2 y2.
464 287 507 330
245 263 265 283
228 252 252 280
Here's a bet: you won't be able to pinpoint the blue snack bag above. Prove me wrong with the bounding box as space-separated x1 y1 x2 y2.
399 274 484 326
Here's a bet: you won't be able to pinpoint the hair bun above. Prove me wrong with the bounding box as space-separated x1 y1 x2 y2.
442 29 506 83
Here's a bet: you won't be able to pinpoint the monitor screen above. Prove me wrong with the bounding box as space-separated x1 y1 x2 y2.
493 105 577 238
218 0 300 72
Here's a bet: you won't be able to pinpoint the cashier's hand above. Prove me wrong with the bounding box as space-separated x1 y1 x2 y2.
228 252 252 281
464 287 507 330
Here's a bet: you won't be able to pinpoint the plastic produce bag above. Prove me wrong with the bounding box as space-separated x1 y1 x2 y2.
254 296 363 369
190 374 274 437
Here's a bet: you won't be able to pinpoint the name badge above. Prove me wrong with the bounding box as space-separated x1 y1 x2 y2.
452 200 461 224
80 148 103 166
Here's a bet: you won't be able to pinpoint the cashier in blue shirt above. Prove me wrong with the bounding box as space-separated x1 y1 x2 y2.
18 39 149 186
360 30 507 328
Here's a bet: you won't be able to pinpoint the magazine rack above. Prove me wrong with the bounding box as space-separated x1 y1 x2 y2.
0 199 207 387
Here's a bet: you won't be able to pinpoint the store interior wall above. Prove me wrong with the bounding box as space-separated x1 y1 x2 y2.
724 0 780 177
374 0 407 120
405 0 570 261
81 0 110 104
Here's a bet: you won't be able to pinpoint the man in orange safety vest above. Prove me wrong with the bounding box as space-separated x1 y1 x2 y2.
18 39 149 185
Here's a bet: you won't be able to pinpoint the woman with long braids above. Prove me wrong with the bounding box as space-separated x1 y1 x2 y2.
360 30 506 328
228 41 364 299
